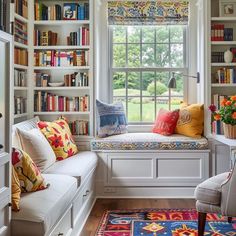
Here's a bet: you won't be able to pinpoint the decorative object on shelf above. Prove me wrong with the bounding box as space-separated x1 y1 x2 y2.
224 49 233 63
168 72 200 110
219 0 236 17
209 96 236 139
48 82 64 87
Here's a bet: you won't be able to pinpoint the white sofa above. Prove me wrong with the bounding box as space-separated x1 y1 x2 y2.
11 117 98 236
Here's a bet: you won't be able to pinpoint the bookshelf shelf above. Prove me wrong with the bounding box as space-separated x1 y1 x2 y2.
33 87 89 91
14 113 28 119
211 63 236 66
34 66 90 70
14 64 28 70
33 45 90 50
34 112 90 115
14 13 28 23
14 42 28 49
211 17 236 22
211 41 236 45
14 87 28 90
211 84 236 87
34 20 90 26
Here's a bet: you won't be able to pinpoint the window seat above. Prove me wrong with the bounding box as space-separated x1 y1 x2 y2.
91 133 208 151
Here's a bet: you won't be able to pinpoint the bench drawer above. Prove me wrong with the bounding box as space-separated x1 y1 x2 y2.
50 206 72 236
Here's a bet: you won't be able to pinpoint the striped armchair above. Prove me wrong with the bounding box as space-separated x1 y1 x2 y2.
194 162 236 236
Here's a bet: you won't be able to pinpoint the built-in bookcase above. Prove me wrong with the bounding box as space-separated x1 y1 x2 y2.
11 1 29 123
11 0 94 144
207 0 236 136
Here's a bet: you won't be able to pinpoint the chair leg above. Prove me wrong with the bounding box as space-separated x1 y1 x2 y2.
228 217 233 223
198 212 207 236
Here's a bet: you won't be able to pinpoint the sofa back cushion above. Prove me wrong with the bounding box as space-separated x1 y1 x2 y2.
17 128 56 172
12 116 40 149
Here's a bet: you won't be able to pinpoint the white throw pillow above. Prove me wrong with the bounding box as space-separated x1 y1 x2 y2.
17 128 56 172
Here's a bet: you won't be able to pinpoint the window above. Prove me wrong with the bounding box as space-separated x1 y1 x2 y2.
109 25 188 124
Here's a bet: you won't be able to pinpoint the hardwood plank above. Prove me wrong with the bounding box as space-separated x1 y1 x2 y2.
81 198 196 235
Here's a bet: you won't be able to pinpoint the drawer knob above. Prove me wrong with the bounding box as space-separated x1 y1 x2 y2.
58 233 63 236
0 144 3 149
0 113 2 118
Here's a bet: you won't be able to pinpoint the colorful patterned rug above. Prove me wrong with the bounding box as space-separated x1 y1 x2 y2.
96 209 236 236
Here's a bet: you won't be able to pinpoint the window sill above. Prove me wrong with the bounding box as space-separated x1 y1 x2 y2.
128 124 153 133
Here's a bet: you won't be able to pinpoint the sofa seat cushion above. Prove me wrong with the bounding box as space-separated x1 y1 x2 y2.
195 172 229 206
11 174 77 236
91 133 208 151
44 151 98 186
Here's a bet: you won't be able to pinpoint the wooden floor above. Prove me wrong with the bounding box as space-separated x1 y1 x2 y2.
81 198 196 236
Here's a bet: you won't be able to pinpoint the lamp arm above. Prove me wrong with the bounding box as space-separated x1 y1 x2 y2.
172 72 200 83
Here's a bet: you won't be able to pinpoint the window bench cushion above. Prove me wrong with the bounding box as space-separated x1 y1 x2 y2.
91 133 208 151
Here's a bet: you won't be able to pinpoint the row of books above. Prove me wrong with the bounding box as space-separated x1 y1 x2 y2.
211 52 224 63
34 73 50 87
34 2 89 21
211 24 233 41
14 18 27 45
15 0 28 19
14 96 27 115
34 92 89 112
14 48 28 66
34 30 58 46
212 94 227 135
215 68 236 84
67 27 89 46
14 69 27 87
68 120 89 136
64 72 89 87
34 50 89 67
0 0 7 32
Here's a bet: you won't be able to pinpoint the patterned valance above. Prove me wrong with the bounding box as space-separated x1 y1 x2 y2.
108 1 189 25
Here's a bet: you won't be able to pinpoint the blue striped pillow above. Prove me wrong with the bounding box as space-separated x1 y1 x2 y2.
96 100 128 138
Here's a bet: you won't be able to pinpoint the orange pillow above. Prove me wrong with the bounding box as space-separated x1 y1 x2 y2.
11 167 21 211
38 118 78 161
12 148 48 193
175 103 204 138
152 109 179 136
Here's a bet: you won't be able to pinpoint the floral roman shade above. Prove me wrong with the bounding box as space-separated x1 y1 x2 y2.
108 1 189 25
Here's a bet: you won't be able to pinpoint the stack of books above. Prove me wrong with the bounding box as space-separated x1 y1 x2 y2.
14 69 27 86
67 27 89 46
14 96 27 114
216 68 236 84
69 120 89 135
34 50 89 67
211 24 233 41
15 0 28 18
14 48 28 66
34 30 58 46
64 3 89 20
64 72 89 87
34 3 62 20
14 18 28 45
211 52 224 63
34 73 50 87
34 92 89 112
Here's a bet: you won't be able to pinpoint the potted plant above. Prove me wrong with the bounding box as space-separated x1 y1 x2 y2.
209 96 236 139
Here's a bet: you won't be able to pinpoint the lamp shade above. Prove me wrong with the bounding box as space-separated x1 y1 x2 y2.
168 76 177 89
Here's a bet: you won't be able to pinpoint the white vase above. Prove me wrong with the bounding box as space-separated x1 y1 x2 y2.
224 50 233 63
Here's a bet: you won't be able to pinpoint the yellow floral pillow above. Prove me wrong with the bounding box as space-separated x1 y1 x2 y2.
12 148 48 193
12 166 21 211
38 118 78 161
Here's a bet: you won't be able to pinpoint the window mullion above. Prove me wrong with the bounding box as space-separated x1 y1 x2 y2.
140 28 142 122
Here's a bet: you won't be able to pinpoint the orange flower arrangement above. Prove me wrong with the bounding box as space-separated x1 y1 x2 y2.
209 96 236 125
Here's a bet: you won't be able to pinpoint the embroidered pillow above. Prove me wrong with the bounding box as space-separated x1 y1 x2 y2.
11 166 21 211
38 118 78 161
96 99 128 138
17 128 56 172
12 148 48 193
175 103 204 138
152 108 179 136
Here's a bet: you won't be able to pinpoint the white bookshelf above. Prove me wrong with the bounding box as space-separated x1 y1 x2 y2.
211 17 236 22
11 2 30 123
32 0 94 139
211 41 236 45
211 84 236 87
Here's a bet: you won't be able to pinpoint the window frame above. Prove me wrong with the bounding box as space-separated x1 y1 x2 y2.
108 25 189 125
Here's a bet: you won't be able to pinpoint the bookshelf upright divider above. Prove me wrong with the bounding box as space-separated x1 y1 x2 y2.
31 0 94 143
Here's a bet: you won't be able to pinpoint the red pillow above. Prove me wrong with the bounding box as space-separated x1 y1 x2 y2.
152 108 179 136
